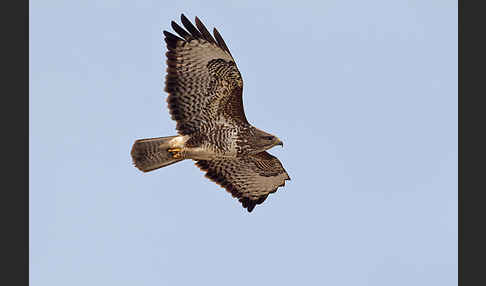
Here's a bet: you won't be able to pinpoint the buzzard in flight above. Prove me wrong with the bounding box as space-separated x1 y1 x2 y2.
131 14 290 212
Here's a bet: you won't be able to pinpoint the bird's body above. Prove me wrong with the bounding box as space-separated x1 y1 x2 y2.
167 131 239 160
131 14 290 212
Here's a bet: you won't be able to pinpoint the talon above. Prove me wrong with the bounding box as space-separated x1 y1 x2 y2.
168 147 183 159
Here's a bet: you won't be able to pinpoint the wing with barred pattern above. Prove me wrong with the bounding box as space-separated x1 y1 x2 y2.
195 151 291 212
164 14 248 135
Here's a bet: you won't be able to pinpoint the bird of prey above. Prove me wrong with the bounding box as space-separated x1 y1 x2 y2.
131 14 290 212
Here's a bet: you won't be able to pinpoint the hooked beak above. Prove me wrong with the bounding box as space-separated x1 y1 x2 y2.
276 139 284 147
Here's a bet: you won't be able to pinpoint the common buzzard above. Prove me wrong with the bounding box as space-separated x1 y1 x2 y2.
131 14 290 212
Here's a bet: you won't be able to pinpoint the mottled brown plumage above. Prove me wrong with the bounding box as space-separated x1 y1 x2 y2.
195 152 290 212
131 14 290 212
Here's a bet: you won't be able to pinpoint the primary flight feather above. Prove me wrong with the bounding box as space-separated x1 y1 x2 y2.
131 14 290 212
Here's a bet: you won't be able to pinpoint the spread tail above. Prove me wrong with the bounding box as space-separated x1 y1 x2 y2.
130 136 183 172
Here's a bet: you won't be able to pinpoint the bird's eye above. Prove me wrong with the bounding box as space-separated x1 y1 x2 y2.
264 136 273 140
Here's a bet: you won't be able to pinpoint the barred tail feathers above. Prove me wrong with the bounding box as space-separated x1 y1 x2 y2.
130 136 183 172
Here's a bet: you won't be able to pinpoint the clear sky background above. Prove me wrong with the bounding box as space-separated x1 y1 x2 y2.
30 1 457 285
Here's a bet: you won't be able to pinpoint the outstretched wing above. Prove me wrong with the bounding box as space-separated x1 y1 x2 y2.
195 151 291 212
164 14 248 135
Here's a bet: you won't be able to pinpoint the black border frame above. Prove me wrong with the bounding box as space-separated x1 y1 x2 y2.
4 0 29 284
459 1 484 285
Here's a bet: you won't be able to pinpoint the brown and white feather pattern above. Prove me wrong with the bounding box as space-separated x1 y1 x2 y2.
164 15 248 136
196 151 291 212
152 14 291 212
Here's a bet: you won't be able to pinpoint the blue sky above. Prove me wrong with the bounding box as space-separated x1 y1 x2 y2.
30 1 457 285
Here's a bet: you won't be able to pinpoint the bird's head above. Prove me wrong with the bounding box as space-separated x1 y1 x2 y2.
252 128 283 151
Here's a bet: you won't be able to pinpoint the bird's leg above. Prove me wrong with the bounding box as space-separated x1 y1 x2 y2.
167 147 183 159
